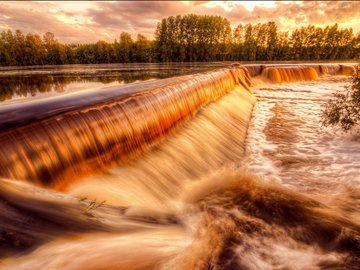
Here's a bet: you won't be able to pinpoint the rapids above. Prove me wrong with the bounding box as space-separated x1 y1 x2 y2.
0 63 359 270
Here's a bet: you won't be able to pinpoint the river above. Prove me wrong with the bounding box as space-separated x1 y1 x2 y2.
0 63 359 269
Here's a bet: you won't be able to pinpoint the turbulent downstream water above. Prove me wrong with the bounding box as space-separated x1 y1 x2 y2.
0 64 359 270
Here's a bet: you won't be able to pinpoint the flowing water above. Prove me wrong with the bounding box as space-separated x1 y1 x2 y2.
0 63 359 270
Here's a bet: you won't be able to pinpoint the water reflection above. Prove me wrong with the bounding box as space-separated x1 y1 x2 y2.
0 64 226 103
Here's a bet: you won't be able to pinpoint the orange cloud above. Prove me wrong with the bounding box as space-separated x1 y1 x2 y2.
0 1 358 43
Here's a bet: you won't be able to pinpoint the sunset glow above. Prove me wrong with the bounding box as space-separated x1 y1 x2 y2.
0 0 360 269
0 1 358 43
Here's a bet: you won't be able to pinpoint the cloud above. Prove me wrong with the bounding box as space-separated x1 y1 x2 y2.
0 2 99 43
0 1 359 43
226 1 360 30
85 1 193 37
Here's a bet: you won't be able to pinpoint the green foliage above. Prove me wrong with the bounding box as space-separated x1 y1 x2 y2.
322 65 360 131
0 16 359 66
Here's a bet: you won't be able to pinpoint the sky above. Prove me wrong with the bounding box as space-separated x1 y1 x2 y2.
0 1 359 43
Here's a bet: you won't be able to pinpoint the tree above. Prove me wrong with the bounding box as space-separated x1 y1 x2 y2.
265 22 278 61
43 32 68 64
118 32 133 63
322 65 360 131
243 24 257 61
233 24 245 60
1 30 16 65
94 41 114 63
133 34 152 62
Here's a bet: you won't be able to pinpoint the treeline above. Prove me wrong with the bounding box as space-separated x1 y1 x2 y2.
0 31 153 65
156 15 359 61
0 14 359 66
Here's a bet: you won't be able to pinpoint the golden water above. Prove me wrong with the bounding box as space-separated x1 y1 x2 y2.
262 66 318 83
0 64 359 269
0 66 251 188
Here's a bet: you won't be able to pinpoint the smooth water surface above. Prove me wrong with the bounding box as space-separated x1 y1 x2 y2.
0 63 229 105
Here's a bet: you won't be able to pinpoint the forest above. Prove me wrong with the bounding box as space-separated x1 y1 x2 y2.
0 14 359 66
